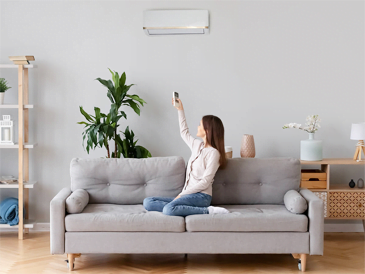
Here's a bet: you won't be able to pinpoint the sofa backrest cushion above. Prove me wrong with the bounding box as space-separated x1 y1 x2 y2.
70 156 186 204
211 157 301 205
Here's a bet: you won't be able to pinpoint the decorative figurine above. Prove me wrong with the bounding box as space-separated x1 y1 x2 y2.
357 178 364 189
0 115 14 145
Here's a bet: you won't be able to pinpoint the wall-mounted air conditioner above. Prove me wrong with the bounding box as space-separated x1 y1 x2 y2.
143 10 209 36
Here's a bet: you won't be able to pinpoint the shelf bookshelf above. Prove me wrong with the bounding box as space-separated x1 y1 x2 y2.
0 56 36 239
0 181 37 189
0 104 34 109
300 158 365 230
329 183 364 191
0 64 36 69
0 143 38 149
0 219 35 229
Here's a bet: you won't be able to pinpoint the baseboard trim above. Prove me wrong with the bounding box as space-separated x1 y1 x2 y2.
33 223 50 231
0 223 50 232
324 221 364 232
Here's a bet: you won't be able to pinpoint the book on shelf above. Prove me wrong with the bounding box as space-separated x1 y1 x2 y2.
9 55 35 61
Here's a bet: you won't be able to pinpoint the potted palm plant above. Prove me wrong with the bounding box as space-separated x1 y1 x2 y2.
0 78 11 104
78 69 151 158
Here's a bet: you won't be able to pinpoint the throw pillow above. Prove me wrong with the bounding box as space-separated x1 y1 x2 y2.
284 189 307 214
66 189 89 214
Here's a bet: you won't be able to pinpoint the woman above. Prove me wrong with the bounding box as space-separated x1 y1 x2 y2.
143 98 230 216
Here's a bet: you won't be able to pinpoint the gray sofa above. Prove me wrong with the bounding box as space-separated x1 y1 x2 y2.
50 156 324 272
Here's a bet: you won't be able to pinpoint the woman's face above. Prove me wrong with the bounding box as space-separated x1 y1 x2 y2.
197 119 206 138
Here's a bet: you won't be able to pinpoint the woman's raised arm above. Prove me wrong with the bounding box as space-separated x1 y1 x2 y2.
172 98 196 151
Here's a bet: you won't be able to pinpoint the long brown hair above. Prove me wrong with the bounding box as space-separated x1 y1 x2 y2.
202 115 227 169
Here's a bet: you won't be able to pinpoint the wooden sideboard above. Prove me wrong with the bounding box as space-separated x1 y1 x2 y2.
300 158 365 229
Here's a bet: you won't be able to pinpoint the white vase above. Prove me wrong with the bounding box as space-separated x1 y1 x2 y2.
300 132 323 161
0 93 4 104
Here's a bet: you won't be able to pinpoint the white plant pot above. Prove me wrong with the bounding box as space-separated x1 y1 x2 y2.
0 93 4 104
300 132 323 161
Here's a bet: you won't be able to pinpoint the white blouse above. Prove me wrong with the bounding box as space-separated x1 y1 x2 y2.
177 109 221 196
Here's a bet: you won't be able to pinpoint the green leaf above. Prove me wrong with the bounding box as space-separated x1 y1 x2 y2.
90 126 98 144
135 146 152 158
108 68 119 90
77 121 90 126
106 113 111 124
94 107 101 124
98 132 104 147
117 142 124 158
122 139 128 157
114 71 120 90
122 99 140 116
115 86 123 105
125 94 146 106
119 72 126 87
108 68 115 81
109 103 118 121
119 111 127 120
124 126 131 140
107 91 115 103
107 125 115 136
95 78 115 93
79 106 95 122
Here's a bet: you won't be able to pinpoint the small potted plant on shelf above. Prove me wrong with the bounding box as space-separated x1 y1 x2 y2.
0 78 11 104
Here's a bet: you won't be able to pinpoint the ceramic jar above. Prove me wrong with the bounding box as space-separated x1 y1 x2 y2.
225 146 233 158
300 132 323 161
240 134 255 158
357 178 364 189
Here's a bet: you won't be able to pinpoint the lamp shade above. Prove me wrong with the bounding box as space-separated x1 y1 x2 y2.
350 122 365 140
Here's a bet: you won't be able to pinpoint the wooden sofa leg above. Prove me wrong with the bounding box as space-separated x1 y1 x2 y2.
292 253 300 259
300 254 307 272
67 254 74 271
67 253 81 271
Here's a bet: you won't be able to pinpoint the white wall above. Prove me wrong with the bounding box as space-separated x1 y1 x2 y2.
0 1 364 230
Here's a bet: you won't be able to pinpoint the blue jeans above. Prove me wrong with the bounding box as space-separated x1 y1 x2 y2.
143 192 212 217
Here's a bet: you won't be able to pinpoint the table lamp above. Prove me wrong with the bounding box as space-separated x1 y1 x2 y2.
350 122 365 161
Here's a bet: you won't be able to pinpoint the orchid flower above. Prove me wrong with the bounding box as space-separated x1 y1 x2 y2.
283 115 321 133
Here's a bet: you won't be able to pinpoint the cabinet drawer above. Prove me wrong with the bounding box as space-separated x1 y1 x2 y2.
301 180 327 189
313 191 327 217
328 192 365 218
301 169 327 180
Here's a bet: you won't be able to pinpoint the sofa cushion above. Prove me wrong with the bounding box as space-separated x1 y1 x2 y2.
211 157 301 205
185 204 308 232
65 204 185 232
70 156 186 204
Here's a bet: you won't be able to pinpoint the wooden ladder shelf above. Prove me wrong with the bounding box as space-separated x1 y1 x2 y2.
0 56 37 239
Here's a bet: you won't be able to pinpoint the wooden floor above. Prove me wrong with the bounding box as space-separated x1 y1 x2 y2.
0 232 363 274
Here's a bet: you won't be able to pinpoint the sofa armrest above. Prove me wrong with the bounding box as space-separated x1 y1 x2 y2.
50 187 72 254
299 188 324 255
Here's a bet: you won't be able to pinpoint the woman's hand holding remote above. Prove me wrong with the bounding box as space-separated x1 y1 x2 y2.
172 98 184 111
